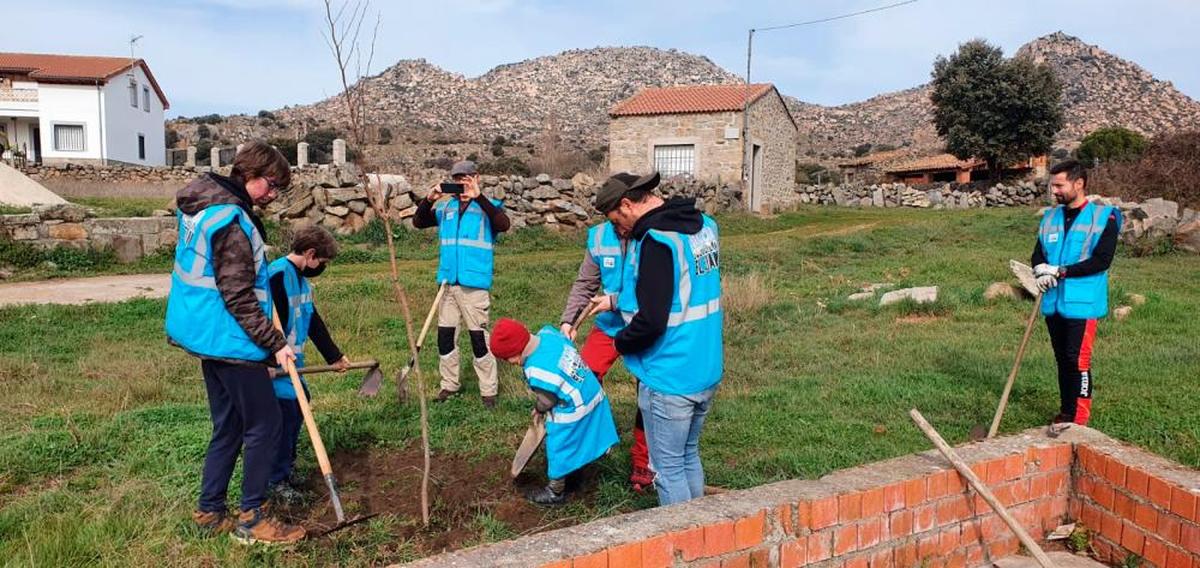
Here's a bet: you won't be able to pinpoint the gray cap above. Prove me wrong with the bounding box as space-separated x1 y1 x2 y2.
449 160 477 176
594 171 660 214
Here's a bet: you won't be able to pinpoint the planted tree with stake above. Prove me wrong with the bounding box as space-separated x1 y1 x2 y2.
321 0 432 526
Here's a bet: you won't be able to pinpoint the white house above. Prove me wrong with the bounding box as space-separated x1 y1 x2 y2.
0 52 169 166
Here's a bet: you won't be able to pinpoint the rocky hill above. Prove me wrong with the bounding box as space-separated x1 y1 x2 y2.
170 33 1200 164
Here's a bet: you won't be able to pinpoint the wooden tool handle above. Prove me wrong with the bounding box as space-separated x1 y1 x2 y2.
988 294 1043 438
272 311 334 477
910 409 1057 568
416 283 448 351
271 360 378 378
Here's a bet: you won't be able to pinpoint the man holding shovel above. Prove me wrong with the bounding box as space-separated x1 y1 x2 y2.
1031 159 1122 428
413 160 510 409
266 225 350 504
560 173 654 492
165 141 305 544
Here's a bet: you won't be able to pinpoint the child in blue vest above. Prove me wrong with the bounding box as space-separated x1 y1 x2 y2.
267 225 350 504
489 318 619 505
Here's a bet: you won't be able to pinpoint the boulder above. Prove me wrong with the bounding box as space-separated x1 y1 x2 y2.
535 173 552 184
390 192 414 211
847 292 874 302
47 222 87 241
1125 293 1147 306
326 205 350 217
1113 305 1133 321
347 200 368 214
984 282 1021 301
571 173 596 196
326 186 366 205
283 195 314 218
1173 219 1200 254
879 286 939 306
34 203 90 222
528 185 559 200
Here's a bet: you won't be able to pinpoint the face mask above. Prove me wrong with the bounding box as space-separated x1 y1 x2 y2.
301 262 327 278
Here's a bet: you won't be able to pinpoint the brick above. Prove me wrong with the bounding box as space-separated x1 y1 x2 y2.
809 496 840 530
808 531 833 562
721 553 751 568
961 520 982 545
1053 445 1073 468
1030 474 1051 500
895 543 919 568
937 495 970 526
777 504 794 536
1183 524 1200 555
1010 479 1031 504
1158 514 1183 545
946 471 966 494
905 477 928 507
939 527 960 554
705 520 737 557
1101 512 1124 542
1004 454 1026 480
642 535 674 568
845 555 870 568
835 524 859 556
748 548 769 568
1143 537 1168 568
1127 467 1151 499
1149 476 1175 509
672 527 705 561
863 488 886 517
914 504 937 534
870 549 894 568
946 551 967 568
1077 445 1097 473
1123 521 1147 555
928 471 950 500
781 538 807 568
1094 480 1117 510
1137 503 1161 531
981 515 1006 542
993 483 1016 507
988 536 1019 559
1172 488 1197 520
859 518 885 549
1105 456 1128 487
1047 471 1070 495
1166 546 1191 568
918 534 939 558
884 482 907 512
572 551 608 568
607 542 641 568
890 510 913 538
735 512 765 550
965 545 984 567
984 457 1008 484
1116 491 1137 520
840 492 864 523
540 561 570 568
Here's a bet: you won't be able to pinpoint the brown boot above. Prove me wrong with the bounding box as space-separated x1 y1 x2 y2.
192 509 235 535
482 395 498 410
435 389 460 403
231 506 306 545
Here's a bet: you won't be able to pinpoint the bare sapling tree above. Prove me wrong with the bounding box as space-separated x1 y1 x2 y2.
322 0 431 526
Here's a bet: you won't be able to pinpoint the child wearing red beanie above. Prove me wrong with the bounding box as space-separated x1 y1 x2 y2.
491 318 619 504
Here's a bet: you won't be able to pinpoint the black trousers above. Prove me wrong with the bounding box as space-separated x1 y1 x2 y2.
269 383 310 487
1045 314 1097 425
198 359 281 513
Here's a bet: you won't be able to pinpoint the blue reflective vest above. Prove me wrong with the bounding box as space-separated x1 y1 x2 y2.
268 257 313 399
1038 202 1122 320
524 326 619 479
619 215 723 395
587 221 627 337
435 198 502 290
165 204 273 362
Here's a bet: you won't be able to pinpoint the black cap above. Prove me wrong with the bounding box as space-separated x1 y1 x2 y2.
594 171 660 214
449 160 477 176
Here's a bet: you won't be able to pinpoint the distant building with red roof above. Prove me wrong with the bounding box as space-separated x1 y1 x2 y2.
608 83 798 212
0 52 169 166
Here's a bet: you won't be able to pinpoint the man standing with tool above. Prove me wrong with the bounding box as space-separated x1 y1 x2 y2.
1031 159 1122 428
266 225 350 505
413 160 510 409
165 141 306 544
560 173 654 492
585 171 723 506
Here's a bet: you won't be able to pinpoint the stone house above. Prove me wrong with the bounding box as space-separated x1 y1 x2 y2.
836 149 912 184
608 83 797 212
886 153 1049 184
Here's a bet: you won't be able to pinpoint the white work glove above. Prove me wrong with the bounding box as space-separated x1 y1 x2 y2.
1034 263 1060 293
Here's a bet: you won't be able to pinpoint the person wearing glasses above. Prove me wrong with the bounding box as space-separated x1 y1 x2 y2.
165 140 306 544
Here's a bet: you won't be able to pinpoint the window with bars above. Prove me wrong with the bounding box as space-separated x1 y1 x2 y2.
143 87 150 112
54 124 85 152
653 144 696 178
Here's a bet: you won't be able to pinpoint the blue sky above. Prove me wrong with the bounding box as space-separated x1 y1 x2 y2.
4 0 1198 118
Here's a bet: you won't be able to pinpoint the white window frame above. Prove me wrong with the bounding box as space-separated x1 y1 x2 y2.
143 86 150 112
52 123 87 152
129 79 138 108
652 143 697 178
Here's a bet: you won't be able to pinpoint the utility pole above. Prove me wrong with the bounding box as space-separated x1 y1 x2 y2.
741 28 755 205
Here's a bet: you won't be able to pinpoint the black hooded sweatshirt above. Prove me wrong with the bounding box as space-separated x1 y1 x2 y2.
614 198 706 355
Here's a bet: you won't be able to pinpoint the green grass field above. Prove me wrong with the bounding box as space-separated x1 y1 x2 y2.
1 207 1197 566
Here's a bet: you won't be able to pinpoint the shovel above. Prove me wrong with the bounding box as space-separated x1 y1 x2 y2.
269 312 375 537
511 411 547 478
395 282 449 400
970 261 1044 440
267 359 385 396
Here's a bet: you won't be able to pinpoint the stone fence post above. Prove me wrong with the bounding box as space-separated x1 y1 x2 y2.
186 146 196 167
210 147 221 167
297 142 309 167
333 139 346 165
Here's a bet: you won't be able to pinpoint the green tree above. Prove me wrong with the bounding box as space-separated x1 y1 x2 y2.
930 39 1063 179
1076 127 1148 165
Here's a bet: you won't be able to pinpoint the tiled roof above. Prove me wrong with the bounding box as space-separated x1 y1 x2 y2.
0 52 169 109
610 83 776 117
837 149 912 168
886 153 984 173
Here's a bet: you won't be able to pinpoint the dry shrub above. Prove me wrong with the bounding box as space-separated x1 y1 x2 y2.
723 272 772 316
1089 130 1200 208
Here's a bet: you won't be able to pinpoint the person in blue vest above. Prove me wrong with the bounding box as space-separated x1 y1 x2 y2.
164 140 305 544
1031 159 1122 428
413 160 511 409
266 224 350 505
559 174 655 492
489 318 619 505
584 172 723 506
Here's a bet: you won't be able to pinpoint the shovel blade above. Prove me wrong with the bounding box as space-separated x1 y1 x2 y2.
510 416 546 478
356 366 384 397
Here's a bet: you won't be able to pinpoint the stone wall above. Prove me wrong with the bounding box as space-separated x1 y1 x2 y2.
747 92 799 211
608 111 744 186
793 181 1045 210
0 204 176 262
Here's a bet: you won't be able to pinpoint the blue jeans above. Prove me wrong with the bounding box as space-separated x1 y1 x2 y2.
638 383 717 506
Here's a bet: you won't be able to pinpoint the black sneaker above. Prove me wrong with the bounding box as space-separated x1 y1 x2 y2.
434 389 460 403
526 485 567 506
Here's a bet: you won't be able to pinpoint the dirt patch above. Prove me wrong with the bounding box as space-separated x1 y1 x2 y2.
282 445 600 555
0 273 170 306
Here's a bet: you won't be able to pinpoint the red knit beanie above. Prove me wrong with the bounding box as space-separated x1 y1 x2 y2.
489 318 531 359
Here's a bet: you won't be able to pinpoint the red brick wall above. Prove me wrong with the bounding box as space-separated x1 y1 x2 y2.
1073 445 1200 568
